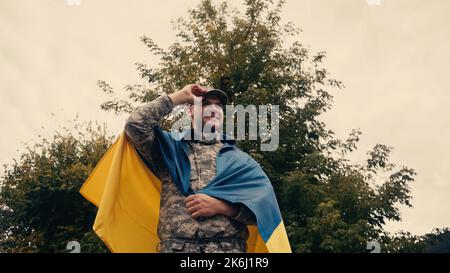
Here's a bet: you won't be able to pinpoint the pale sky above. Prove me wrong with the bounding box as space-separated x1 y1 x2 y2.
1 0 449 236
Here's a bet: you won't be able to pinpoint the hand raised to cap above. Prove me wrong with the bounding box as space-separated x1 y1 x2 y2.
169 84 208 105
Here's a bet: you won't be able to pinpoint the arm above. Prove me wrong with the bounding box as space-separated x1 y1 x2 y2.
124 84 208 170
230 204 257 225
185 194 257 225
124 94 174 170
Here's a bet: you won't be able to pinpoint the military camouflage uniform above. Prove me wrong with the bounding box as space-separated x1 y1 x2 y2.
124 95 256 253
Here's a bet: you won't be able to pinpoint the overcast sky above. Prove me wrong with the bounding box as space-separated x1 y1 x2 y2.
1 0 449 236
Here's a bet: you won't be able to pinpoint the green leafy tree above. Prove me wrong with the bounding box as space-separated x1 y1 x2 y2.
0 122 112 253
380 231 426 253
98 0 418 252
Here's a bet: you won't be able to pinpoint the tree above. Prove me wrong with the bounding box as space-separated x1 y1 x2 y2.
423 228 450 253
98 0 418 252
0 122 112 253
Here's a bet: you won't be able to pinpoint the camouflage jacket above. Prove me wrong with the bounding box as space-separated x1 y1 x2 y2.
124 95 256 241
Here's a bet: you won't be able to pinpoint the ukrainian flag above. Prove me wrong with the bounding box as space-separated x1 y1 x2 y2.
80 132 291 253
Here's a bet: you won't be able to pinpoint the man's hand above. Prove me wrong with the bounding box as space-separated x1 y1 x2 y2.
185 194 238 219
169 84 208 106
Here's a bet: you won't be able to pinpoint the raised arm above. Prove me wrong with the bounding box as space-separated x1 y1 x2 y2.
124 84 208 170
124 94 174 169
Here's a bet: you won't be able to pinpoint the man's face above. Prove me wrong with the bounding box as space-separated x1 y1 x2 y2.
190 97 224 133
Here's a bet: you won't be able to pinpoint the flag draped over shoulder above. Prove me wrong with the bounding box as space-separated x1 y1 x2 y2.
80 131 291 253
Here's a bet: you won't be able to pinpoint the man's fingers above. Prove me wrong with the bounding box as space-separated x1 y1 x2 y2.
185 193 215 219
186 199 199 209
191 209 207 219
187 205 201 214
186 194 206 203
191 84 208 96
191 211 201 219
186 195 201 209
185 195 196 202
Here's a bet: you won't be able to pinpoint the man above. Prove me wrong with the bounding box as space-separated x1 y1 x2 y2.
124 84 257 253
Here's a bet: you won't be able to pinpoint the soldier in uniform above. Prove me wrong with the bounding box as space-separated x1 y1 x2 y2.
124 84 257 253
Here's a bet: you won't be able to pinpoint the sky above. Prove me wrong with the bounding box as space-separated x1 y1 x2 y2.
0 0 449 236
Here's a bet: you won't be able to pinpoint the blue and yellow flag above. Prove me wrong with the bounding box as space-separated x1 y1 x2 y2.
80 131 291 253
